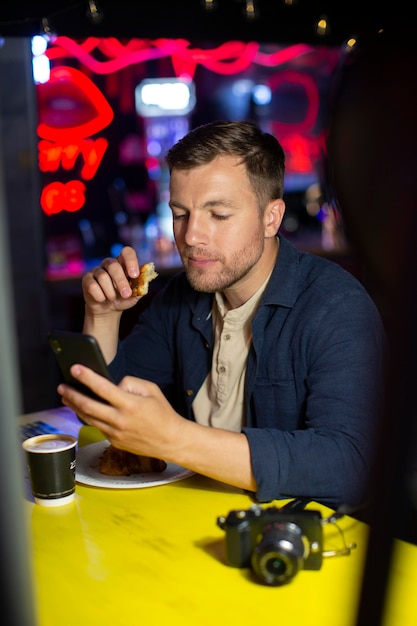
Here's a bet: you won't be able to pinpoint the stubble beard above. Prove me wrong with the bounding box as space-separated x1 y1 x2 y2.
181 232 265 293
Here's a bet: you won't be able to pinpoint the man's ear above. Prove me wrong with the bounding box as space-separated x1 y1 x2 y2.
264 199 285 237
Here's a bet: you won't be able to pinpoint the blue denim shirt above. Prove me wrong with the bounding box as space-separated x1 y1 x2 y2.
109 235 386 507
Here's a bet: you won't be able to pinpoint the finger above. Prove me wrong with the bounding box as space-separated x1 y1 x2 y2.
59 395 120 441
103 255 145 300
57 372 127 438
58 388 104 423
86 265 125 301
65 364 125 409
99 257 134 299
118 246 140 279
119 376 158 396
57 379 113 425
82 271 108 303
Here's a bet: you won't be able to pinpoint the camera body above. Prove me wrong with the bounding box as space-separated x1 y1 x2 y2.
217 504 323 586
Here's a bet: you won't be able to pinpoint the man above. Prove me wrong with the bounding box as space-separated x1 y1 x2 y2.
58 120 385 508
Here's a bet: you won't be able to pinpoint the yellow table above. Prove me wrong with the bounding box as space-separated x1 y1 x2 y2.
20 409 417 626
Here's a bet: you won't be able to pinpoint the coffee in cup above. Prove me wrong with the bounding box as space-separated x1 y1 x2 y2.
22 434 77 506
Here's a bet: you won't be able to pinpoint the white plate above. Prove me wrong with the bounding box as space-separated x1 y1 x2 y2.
76 440 194 489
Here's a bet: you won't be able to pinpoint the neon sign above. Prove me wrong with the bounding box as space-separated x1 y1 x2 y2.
36 37 340 216
37 65 114 215
38 137 108 179
41 180 86 216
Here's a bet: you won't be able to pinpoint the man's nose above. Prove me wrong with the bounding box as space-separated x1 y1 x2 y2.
184 214 208 246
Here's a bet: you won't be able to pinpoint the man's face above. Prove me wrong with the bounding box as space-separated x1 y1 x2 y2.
169 155 268 293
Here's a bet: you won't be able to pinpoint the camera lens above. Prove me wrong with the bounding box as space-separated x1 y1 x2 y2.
251 521 306 586
264 555 287 577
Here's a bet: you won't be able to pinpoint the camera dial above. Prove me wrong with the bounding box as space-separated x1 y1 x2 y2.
251 521 309 586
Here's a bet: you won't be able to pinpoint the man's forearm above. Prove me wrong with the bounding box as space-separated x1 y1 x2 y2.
82 309 123 364
165 420 257 493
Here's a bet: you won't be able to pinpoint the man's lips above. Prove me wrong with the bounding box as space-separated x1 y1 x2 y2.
186 256 217 268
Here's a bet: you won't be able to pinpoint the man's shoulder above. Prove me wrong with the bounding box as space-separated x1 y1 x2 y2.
272 235 366 302
279 236 362 287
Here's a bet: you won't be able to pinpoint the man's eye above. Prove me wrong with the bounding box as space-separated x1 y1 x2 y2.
173 213 187 221
212 214 229 221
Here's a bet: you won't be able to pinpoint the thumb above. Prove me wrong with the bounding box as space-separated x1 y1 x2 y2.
119 376 157 397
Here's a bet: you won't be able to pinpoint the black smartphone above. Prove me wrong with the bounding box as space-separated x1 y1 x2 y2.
49 330 114 419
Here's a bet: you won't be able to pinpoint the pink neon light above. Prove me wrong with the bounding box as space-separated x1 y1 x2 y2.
48 36 172 74
284 135 314 173
158 39 259 77
255 44 315 66
268 70 320 134
37 66 114 141
46 37 323 79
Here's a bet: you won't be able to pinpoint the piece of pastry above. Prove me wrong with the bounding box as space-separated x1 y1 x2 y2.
96 444 167 476
129 262 158 296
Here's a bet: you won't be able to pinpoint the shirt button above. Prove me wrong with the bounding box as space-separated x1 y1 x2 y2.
219 366 226 374
224 334 231 341
185 389 194 397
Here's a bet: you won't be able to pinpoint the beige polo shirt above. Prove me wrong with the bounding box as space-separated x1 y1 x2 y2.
193 273 271 432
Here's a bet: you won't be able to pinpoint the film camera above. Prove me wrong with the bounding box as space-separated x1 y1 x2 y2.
217 504 323 586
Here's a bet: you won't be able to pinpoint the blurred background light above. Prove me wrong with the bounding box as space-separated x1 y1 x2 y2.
252 83 272 105
31 35 50 84
135 78 196 117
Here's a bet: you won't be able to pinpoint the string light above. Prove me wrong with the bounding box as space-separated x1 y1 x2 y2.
202 0 217 12
0 3 388 46
315 16 330 37
345 37 358 50
243 0 258 20
86 1 104 24
40 17 56 42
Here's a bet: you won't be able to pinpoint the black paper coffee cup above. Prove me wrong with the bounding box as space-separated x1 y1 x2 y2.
22 434 77 506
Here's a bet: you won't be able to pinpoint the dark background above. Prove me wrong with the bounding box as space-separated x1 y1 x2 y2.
0 1 406 45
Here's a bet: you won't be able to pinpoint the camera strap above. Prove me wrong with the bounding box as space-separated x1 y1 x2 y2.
280 497 313 512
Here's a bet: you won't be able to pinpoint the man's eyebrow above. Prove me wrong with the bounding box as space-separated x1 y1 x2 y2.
170 198 237 210
204 199 236 208
169 200 187 210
